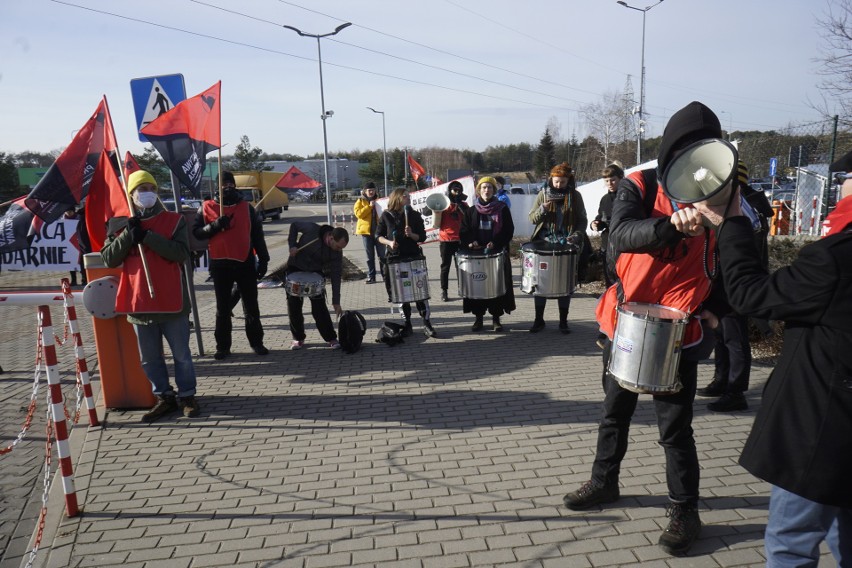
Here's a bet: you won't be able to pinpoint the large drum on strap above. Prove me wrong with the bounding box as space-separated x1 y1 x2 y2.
388 256 430 303
454 250 506 299
520 242 578 297
285 272 325 298
607 302 690 394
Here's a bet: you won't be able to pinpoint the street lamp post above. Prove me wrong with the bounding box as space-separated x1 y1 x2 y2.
616 0 663 165
283 22 352 224
366 107 388 197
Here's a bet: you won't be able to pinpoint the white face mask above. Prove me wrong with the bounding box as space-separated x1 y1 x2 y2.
133 192 158 209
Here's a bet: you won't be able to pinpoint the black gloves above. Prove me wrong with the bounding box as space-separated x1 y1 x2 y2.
127 217 147 245
206 215 231 235
256 260 268 280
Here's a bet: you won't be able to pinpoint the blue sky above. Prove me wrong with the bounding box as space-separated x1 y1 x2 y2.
0 0 833 160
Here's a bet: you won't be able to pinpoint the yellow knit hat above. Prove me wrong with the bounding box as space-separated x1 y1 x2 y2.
126 170 157 195
476 176 498 189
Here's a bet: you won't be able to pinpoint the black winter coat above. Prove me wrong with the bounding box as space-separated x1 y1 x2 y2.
718 217 852 508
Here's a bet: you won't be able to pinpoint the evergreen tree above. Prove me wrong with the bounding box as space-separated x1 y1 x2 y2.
232 135 270 171
535 128 556 179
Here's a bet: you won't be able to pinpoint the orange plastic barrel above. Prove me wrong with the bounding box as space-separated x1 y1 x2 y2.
83 252 156 409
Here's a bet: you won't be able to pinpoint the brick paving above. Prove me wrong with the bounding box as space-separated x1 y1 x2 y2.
1 205 837 567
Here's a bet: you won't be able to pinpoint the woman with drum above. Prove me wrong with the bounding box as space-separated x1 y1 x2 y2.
526 162 587 334
459 177 515 332
377 188 438 338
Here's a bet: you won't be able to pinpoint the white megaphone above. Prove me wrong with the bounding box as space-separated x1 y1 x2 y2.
425 192 450 229
661 138 738 206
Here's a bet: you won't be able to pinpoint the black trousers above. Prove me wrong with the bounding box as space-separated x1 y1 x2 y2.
592 340 700 505
287 291 337 342
714 314 751 393
211 261 263 351
439 241 461 291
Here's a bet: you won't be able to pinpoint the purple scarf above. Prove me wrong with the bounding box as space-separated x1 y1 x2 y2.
474 197 505 236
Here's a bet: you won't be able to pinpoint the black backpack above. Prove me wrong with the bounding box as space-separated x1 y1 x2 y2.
337 310 367 354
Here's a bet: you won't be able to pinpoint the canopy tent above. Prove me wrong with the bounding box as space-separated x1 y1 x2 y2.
275 166 322 197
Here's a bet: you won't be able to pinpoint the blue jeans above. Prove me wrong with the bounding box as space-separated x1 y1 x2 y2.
765 485 851 567
133 318 197 398
362 235 385 280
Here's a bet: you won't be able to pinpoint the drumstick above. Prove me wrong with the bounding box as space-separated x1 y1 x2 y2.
292 237 318 255
404 205 410 230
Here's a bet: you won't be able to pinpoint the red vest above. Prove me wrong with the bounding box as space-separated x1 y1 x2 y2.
439 203 465 242
203 200 252 261
115 211 184 314
595 171 715 348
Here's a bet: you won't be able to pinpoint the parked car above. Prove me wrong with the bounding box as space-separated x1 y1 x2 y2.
162 198 202 212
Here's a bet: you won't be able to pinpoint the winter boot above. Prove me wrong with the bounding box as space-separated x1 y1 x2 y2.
492 316 504 332
180 396 201 418
558 307 571 334
142 394 178 423
471 315 484 332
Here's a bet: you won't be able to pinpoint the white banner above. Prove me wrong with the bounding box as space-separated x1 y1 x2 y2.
1 219 81 271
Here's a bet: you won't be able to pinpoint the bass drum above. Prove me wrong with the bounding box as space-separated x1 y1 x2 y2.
520 242 578 297
387 256 430 303
454 250 506 300
607 302 690 394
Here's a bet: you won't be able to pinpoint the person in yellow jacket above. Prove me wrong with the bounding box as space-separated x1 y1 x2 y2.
101 170 200 423
353 181 384 283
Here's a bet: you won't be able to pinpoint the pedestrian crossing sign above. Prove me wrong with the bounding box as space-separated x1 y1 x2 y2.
129 74 186 142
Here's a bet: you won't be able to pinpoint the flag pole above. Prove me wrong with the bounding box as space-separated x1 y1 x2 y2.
218 148 223 216
103 96 156 299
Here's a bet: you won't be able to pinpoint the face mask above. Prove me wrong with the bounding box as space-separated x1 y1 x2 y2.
133 192 158 209
223 188 240 204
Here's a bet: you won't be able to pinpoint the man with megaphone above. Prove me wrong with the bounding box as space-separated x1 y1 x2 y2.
563 101 732 557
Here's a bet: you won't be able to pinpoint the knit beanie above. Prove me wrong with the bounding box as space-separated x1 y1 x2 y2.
657 101 722 175
477 176 498 189
126 170 157 195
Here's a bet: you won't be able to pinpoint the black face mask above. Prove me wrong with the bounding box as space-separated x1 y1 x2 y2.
450 192 463 203
221 188 239 205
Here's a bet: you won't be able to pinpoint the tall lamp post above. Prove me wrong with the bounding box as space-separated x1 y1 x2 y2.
616 0 663 165
283 22 352 224
366 106 388 197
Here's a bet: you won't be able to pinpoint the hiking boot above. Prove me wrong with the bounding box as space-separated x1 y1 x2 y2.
707 391 748 412
595 333 608 349
141 394 178 423
252 345 269 356
471 315 484 332
423 320 437 338
559 321 571 334
696 378 725 397
213 349 230 360
328 340 341 350
658 503 701 556
492 316 504 332
180 396 200 418
441 289 449 302
290 340 304 350
563 480 620 510
401 321 414 337
529 319 546 333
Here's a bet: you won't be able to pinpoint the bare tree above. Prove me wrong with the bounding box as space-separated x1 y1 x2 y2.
580 89 632 165
815 0 852 123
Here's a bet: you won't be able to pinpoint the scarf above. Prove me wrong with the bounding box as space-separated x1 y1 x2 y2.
823 195 852 236
474 197 505 238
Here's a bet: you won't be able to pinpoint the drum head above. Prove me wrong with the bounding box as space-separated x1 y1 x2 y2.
619 302 688 322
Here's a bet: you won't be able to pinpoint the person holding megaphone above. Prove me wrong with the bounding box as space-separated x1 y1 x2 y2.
563 102 734 557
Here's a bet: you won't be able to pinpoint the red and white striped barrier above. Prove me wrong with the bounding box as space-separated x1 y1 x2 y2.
809 196 818 235
61 279 99 427
38 305 79 517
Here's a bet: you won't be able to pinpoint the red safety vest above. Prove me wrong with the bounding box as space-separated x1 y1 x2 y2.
439 203 466 242
202 200 252 261
595 171 715 348
115 211 184 314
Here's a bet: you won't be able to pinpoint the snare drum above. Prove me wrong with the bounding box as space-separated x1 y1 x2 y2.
454 250 506 300
387 256 430 303
520 242 578 297
607 302 690 394
285 272 325 298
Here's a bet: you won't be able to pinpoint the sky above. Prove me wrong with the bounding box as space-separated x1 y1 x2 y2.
0 0 837 162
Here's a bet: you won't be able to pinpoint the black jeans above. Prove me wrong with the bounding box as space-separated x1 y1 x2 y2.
592 340 700 504
439 241 461 291
211 260 263 351
714 314 751 393
287 291 337 342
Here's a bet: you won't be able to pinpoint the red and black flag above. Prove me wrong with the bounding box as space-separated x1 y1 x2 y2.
85 150 130 251
24 98 117 225
0 196 45 253
140 81 221 197
123 151 141 176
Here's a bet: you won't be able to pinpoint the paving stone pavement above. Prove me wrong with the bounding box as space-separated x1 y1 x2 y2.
2 209 837 567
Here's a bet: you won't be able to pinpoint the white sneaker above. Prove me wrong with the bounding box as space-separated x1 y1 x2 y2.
290 340 304 350
328 340 341 350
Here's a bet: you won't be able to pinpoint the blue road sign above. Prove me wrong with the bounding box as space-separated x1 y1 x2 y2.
130 74 186 142
769 157 778 177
